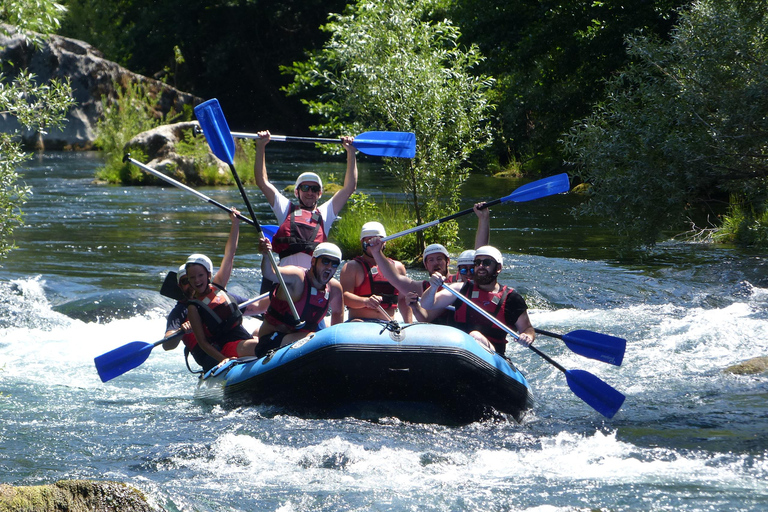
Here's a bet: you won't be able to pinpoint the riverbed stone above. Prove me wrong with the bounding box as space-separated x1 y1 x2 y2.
0 480 157 512
123 121 228 180
724 356 768 375
0 24 200 150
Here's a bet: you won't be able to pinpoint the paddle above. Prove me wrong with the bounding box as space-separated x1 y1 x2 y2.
534 328 626 366
123 155 277 242
194 98 303 327
95 330 183 383
94 292 270 382
440 284 625 418
380 173 571 242
231 130 416 159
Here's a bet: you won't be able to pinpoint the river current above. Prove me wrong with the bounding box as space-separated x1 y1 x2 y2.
1 151 767 511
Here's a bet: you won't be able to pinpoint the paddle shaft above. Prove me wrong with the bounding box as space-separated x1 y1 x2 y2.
124 155 257 228
381 201 495 242
233 132 345 145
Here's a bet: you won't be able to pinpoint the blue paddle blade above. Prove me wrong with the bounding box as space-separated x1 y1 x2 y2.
565 369 625 419
502 173 570 203
353 131 416 158
194 99 236 166
261 224 278 242
561 330 626 366
94 341 155 383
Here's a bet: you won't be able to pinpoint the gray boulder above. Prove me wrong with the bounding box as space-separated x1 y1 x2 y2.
0 24 201 150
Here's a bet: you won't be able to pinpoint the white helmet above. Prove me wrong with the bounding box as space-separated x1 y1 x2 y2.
185 253 213 275
313 242 342 261
457 250 476 266
176 263 188 284
294 172 323 191
423 243 449 260
474 246 503 266
360 221 386 240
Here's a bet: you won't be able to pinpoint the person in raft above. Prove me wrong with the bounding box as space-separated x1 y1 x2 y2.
253 130 358 291
419 246 536 354
364 203 491 323
256 240 345 357
340 221 413 323
183 253 262 365
163 209 264 371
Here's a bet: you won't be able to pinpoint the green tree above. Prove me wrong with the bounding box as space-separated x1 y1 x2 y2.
1 1 76 260
449 0 685 174
562 0 768 252
283 0 494 252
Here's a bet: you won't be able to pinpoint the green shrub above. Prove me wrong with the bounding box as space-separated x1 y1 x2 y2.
715 196 768 247
330 192 420 262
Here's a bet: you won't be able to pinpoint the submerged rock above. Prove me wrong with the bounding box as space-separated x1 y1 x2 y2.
724 356 768 375
0 480 157 512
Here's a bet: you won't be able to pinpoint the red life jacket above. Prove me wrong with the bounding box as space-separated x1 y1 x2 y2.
265 269 331 332
271 203 326 259
453 281 513 352
188 286 249 348
353 256 399 309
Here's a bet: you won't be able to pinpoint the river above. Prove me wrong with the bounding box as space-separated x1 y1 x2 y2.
1 151 767 511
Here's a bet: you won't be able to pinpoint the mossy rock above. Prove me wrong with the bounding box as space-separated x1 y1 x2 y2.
0 480 156 512
571 182 591 195
724 356 768 375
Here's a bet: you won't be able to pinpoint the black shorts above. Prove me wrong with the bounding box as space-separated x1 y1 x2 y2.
256 331 288 357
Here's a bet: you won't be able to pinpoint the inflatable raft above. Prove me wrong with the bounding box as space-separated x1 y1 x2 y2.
195 321 533 424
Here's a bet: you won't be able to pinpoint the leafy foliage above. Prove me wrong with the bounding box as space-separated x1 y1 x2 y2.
1 0 76 260
563 0 768 251
449 0 686 173
283 0 494 255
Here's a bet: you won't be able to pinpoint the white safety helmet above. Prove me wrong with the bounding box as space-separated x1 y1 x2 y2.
185 253 213 275
176 263 188 284
423 243 449 260
360 221 386 240
474 246 503 266
312 242 342 261
457 250 476 266
294 172 323 192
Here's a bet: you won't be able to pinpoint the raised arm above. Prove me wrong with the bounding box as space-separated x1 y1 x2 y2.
253 131 280 208
474 202 490 249
367 237 423 295
329 136 358 215
259 238 303 300
212 209 241 289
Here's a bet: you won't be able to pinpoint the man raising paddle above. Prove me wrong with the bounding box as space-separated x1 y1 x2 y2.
254 131 358 292
420 246 536 354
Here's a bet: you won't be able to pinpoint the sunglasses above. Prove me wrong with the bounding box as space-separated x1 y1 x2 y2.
179 277 190 286
458 266 474 275
298 184 321 193
320 257 340 268
474 258 495 267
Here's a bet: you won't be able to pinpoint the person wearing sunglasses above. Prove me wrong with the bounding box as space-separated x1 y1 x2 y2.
340 221 413 323
253 130 358 292
256 240 345 356
420 245 536 354
162 210 266 371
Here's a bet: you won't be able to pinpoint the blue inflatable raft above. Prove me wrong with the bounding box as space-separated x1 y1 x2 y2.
195 321 534 424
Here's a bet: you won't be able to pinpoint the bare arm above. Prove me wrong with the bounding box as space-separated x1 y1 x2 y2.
329 279 345 325
187 305 226 362
253 131 280 208
514 311 536 346
329 136 358 215
420 273 463 311
259 238 303 300
212 209 241 289
474 202 490 249
405 292 444 322
367 237 423 295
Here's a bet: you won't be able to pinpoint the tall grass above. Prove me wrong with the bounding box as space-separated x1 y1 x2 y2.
714 196 768 247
